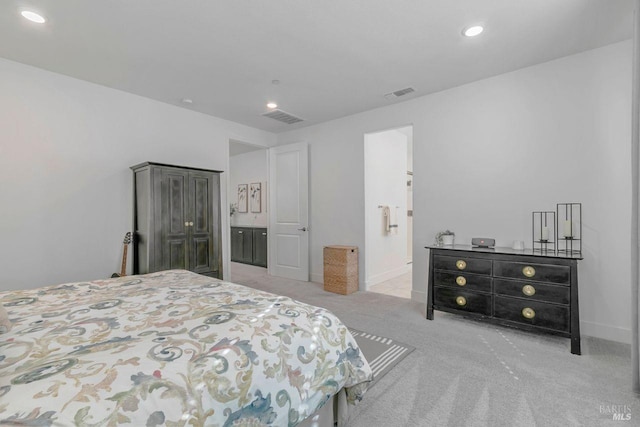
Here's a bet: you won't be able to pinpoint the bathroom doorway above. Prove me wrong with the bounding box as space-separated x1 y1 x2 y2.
364 125 413 299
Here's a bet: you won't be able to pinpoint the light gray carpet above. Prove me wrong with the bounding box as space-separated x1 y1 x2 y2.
348 327 415 387
229 263 639 427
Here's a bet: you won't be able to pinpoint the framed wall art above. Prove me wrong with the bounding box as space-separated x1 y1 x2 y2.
237 184 248 213
250 182 262 213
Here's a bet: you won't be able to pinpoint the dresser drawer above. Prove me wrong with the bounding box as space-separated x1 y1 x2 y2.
494 279 569 305
434 271 492 292
493 296 569 332
493 261 569 284
434 287 491 316
432 255 492 275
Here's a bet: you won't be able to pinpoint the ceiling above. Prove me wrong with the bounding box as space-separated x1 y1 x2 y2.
0 1 633 133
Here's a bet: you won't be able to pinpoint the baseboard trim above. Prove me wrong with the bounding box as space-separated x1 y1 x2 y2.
580 320 631 344
310 272 323 284
411 289 426 303
365 265 412 290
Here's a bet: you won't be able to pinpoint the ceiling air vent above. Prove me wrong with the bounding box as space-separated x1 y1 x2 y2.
262 109 304 125
384 87 415 100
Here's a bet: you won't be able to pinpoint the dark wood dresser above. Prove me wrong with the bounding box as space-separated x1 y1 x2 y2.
426 245 582 354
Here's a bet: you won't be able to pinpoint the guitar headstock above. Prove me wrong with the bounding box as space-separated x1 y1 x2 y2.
123 232 132 245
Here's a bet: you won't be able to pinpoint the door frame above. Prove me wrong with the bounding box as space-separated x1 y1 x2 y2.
363 124 414 293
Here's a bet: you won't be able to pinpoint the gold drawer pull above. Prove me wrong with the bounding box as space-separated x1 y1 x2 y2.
522 284 536 296
456 296 467 306
522 266 536 278
456 276 467 286
456 260 467 270
522 307 536 319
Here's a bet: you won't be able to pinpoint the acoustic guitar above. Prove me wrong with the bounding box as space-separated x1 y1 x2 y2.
111 232 132 278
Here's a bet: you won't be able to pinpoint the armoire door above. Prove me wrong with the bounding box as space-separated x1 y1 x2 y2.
159 168 190 270
189 171 218 274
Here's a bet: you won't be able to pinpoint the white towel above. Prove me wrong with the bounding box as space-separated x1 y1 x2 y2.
383 205 398 235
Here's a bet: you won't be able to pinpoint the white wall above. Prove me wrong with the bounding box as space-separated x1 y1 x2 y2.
0 41 632 343
277 40 633 343
0 58 276 290
229 149 268 227
364 129 409 287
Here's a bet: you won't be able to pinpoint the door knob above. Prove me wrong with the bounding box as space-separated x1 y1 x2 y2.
298 227 307 232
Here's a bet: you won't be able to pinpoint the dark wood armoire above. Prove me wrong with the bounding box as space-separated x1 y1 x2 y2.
131 162 222 278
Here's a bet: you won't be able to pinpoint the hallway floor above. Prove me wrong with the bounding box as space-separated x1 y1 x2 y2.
368 267 412 299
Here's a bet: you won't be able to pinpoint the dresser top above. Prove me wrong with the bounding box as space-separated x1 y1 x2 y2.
425 244 583 260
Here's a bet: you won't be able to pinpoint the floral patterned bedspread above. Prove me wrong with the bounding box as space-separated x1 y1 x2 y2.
0 270 372 426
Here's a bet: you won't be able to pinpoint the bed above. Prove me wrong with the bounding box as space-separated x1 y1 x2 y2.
0 270 372 426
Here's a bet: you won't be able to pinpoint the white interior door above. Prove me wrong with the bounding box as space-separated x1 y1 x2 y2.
268 142 309 281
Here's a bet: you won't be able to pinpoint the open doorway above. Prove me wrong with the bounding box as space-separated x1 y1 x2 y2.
228 139 310 283
228 139 269 281
364 126 413 299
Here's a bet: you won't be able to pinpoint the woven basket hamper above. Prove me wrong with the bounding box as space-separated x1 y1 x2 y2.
323 245 358 295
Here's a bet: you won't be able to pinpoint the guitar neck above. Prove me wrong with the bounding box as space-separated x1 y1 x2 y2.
119 245 128 277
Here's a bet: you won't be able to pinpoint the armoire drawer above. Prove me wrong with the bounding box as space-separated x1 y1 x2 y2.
493 261 569 284
434 287 491 316
434 271 492 292
493 296 569 332
494 278 569 305
432 255 492 275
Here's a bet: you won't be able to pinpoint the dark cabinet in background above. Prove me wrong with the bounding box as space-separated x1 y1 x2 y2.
252 228 268 267
132 162 222 278
231 227 253 264
231 227 267 267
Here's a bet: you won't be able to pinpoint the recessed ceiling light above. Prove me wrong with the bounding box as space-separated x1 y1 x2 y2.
21 10 46 24
266 102 278 109
182 98 193 104
463 25 484 37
